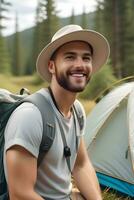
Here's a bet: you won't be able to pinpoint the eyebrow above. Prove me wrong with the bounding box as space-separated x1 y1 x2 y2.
64 52 92 56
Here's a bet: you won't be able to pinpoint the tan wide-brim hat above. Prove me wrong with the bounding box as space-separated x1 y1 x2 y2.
36 24 110 82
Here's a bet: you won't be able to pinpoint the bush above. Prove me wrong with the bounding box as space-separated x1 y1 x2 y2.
79 64 117 101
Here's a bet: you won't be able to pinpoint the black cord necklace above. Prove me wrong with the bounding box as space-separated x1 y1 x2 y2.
48 86 72 169
48 86 64 116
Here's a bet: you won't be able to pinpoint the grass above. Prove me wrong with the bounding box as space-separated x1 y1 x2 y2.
0 74 96 113
102 188 131 200
0 74 45 93
0 74 133 200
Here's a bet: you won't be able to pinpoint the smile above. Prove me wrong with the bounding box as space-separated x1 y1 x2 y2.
71 74 85 77
70 72 87 78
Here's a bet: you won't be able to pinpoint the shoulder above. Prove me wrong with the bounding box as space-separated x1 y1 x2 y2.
4 102 43 158
6 102 42 127
13 101 41 114
5 101 43 134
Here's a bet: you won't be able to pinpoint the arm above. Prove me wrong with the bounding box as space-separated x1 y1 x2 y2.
72 137 102 200
6 145 44 200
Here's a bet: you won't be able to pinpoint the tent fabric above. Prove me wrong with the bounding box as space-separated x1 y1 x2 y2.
97 172 134 197
128 87 134 170
84 82 134 147
84 82 134 197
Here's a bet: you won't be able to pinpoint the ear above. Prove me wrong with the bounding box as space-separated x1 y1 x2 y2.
48 60 55 74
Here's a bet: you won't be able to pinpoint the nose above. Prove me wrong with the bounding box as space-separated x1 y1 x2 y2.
74 57 92 75
74 56 85 67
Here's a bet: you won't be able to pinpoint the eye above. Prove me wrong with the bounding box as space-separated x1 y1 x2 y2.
65 55 75 60
83 56 92 61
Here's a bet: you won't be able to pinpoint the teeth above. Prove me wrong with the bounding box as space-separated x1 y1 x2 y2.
71 74 84 77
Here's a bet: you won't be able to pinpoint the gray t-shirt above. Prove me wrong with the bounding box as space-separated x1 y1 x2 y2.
4 88 86 200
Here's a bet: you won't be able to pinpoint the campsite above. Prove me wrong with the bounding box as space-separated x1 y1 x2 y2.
85 82 134 199
1 0 134 199
0 75 134 200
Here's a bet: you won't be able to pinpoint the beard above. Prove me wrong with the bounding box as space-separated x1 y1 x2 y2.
55 65 91 93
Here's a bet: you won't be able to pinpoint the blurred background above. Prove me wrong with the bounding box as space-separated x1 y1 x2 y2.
0 0 134 101
0 1 133 199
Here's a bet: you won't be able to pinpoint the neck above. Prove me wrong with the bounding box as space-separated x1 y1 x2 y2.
49 83 77 118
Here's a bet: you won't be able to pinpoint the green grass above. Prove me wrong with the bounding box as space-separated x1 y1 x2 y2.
0 74 132 200
0 74 45 93
102 188 131 200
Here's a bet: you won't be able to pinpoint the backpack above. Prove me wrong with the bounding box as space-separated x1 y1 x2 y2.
0 88 84 200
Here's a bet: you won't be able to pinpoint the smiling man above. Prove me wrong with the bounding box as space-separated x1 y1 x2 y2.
50 41 93 93
4 25 110 200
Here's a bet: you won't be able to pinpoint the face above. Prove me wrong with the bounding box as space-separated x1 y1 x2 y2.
49 41 93 93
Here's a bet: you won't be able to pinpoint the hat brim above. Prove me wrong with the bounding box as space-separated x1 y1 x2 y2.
36 30 110 82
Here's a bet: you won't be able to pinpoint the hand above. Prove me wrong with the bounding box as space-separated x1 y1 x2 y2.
71 188 85 200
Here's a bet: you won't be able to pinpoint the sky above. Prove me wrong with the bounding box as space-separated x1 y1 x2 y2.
3 0 97 36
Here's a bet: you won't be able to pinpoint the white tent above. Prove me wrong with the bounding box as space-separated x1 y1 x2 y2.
84 82 134 197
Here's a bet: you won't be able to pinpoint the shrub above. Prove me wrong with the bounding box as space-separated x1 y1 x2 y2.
79 64 117 101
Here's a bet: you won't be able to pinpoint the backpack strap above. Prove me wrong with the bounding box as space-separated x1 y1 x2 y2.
23 93 84 168
23 92 55 166
73 100 84 131
72 100 84 151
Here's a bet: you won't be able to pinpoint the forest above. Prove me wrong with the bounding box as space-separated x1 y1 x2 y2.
0 0 134 99
0 1 134 199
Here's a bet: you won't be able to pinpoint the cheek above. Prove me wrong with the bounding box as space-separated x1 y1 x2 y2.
90 66 93 75
87 64 93 76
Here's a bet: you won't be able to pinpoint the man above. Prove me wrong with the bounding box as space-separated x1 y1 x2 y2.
4 24 110 200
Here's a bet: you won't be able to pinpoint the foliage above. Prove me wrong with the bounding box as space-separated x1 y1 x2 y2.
122 0 134 77
79 64 117 101
95 0 134 78
70 8 75 24
3 0 134 80
6 12 95 77
79 98 96 115
0 0 11 74
81 6 88 29
0 36 11 74
94 0 104 33
25 0 60 75
11 13 22 75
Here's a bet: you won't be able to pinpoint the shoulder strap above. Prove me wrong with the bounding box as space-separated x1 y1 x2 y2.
73 100 84 131
23 94 84 169
23 92 55 166
57 121 72 173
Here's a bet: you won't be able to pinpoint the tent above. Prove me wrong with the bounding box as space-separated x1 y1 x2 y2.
84 82 134 197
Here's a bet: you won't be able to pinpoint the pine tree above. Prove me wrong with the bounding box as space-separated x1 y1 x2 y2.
70 8 75 24
122 0 134 77
33 1 41 65
39 0 60 48
26 0 60 76
81 6 88 29
97 0 127 78
96 0 134 78
94 0 105 33
0 0 11 74
12 13 21 75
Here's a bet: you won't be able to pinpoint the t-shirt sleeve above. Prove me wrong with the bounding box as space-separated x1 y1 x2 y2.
4 102 43 158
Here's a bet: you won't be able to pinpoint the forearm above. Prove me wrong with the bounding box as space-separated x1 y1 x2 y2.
9 189 44 200
73 162 102 200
